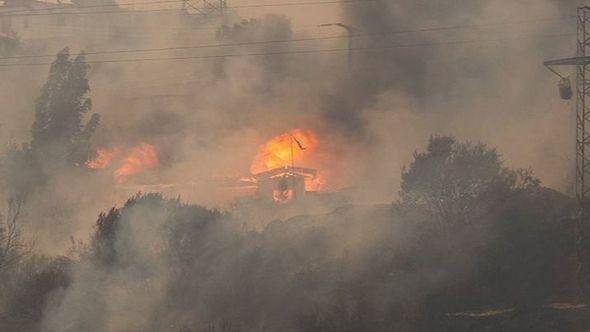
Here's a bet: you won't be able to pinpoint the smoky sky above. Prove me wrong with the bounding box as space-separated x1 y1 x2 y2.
0 1 585 331
0 0 582 251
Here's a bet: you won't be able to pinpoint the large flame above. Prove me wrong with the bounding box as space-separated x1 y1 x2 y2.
86 144 159 184
250 129 317 174
250 129 327 192
114 143 159 184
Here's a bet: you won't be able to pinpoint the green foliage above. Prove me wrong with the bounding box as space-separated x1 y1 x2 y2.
31 47 99 167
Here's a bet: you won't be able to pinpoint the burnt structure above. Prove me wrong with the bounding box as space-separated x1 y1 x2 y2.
252 166 317 203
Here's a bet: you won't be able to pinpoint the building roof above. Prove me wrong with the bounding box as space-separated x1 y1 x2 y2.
252 166 317 180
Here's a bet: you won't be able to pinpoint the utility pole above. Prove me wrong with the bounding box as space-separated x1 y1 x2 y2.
544 6 590 298
290 135 296 198
318 23 360 71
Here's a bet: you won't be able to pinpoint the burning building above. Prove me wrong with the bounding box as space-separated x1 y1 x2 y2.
246 128 325 203
86 128 327 205
252 166 317 203
210 128 326 204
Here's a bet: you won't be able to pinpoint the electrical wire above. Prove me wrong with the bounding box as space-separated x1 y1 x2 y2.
0 16 576 60
0 31 574 67
0 0 379 17
0 0 182 15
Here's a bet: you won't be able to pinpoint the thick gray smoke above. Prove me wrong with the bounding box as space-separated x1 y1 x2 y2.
0 0 585 330
1 0 578 209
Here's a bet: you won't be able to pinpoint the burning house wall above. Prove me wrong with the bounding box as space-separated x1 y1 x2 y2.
253 166 316 203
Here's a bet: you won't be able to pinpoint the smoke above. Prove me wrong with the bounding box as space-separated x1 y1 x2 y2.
0 0 573 247
327 0 575 199
42 195 176 331
0 0 584 330
38 194 464 331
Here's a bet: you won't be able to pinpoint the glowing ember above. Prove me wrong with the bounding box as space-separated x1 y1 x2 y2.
86 149 118 169
114 144 159 184
305 170 327 191
250 129 317 174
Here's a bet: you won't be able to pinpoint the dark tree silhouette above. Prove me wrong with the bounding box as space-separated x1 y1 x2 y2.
400 135 539 225
31 47 99 167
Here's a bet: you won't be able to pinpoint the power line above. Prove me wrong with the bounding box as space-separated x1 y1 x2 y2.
16 19 223 34
220 0 376 9
5 12 575 34
0 0 378 17
0 7 179 17
0 16 576 60
0 32 573 68
0 0 182 15
0 33 376 60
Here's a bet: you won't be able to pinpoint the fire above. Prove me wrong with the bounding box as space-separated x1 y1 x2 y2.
251 129 327 192
114 143 159 184
305 170 327 191
86 144 159 184
86 149 118 169
250 129 317 174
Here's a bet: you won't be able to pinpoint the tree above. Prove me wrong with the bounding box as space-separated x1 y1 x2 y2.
0 47 99 277
31 47 99 167
400 136 539 225
0 197 26 273
0 145 41 272
90 207 120 268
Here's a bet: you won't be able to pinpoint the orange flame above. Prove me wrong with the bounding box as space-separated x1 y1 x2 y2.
114 144 159 184
251 129 327 192
86 149 117 169
250 129 317 174
305 170 327 192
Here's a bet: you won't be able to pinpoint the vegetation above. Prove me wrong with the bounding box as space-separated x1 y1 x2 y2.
0 50 100 331
400 135 540 225
0 134 583 331
31 47 99 168
1 48 100 206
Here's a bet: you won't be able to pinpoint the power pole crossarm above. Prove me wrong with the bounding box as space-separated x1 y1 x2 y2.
545 56 590 66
